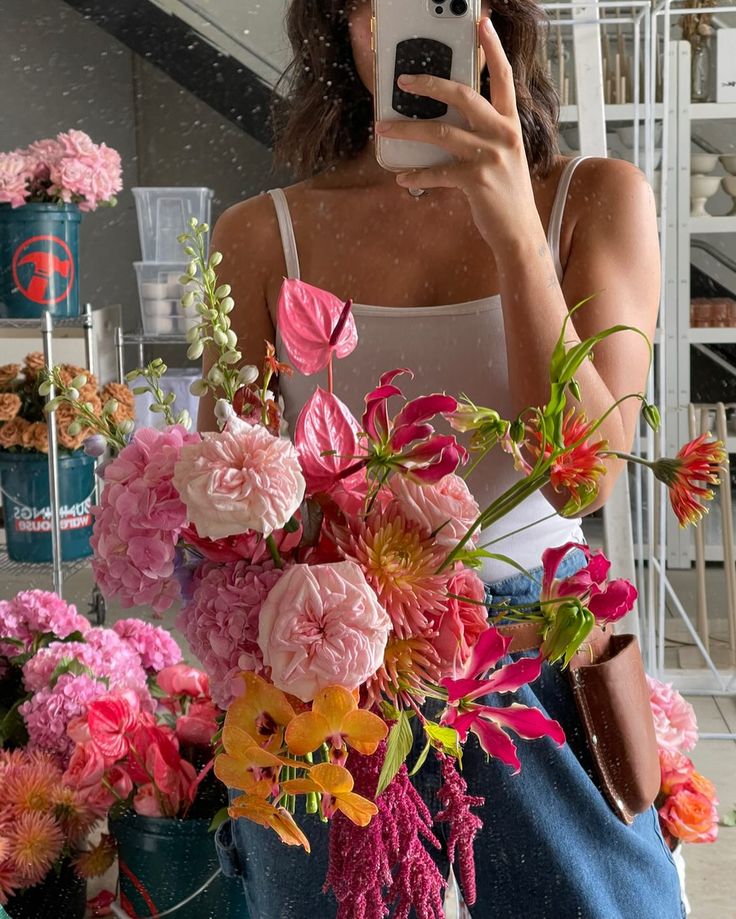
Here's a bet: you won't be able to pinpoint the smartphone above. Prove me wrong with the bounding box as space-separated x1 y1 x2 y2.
372 0 483 172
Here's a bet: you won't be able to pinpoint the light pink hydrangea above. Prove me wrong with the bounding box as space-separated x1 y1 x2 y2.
176 560 283 708
22 627 150 703
19 673 109 764
389 473 480 551
113 618 182 674
173 416 305 540
0 590 89 657
0 151 32 207
91 425 200 614
258 561 391 703
48 130 123 212
647 675 698 753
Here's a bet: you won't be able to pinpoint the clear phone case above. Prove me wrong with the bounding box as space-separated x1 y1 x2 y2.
373 0 482 172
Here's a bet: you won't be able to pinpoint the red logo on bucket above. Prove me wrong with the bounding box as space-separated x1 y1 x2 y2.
11 235 75 306
13 498 92 534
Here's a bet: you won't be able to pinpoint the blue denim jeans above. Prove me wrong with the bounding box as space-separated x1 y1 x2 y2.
215 551 685 918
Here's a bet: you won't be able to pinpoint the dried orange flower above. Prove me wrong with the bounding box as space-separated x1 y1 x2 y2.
0 394 21 423
0 364 20 387
0 417 30 449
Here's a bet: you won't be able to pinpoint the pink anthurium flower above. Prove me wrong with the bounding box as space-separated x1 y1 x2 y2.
276 278 358 376
440 627 565 773
87 691 140 760
360 369 467 485
294 388 368 512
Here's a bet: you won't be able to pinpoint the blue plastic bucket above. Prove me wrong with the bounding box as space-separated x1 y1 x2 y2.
0 202 81 318
0 451 94 562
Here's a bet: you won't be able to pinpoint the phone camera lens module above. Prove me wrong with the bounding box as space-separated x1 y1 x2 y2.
435 4 444 11
450 0 468 13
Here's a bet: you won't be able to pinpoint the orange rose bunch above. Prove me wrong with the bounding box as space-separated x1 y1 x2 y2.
657 749 719 845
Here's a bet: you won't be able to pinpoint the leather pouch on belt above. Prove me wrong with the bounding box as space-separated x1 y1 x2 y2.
568 633 660 825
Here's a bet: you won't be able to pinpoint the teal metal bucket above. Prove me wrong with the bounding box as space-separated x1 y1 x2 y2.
110 812 245 919
0 202 81 318
0 450 94 562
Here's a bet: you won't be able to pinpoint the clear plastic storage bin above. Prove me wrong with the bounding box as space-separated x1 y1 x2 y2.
134 262 198 336
132 187 213 262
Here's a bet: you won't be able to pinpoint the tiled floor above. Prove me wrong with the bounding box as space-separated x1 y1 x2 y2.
2 562 736 917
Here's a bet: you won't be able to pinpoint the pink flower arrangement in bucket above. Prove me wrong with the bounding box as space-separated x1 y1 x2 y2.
0 130 122 319
46 218 726 918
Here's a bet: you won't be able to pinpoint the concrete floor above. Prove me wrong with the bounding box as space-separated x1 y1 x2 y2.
1 561 735 918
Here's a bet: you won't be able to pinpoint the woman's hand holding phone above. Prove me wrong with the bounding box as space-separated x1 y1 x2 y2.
375 18 543 256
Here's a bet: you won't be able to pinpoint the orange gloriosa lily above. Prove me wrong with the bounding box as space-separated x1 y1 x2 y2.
281 762 378 827
224 672 296 753
229 795 311 852
284 685 387 765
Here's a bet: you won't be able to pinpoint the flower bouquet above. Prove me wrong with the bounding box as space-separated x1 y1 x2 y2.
53 217 725 918
0 130 123 319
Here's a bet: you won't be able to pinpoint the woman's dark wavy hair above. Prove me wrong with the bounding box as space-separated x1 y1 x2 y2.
273 1 559 179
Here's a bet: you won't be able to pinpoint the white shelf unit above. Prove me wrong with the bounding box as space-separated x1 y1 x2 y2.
664 40 736 570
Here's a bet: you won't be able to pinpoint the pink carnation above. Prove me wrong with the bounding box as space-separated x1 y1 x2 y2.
177 560 283 708
113 618 182 674
258 561 391 703
647 676 698 753
91 426 199 614
173 416 305 540
0 590 89 657
389 473 480 551
0 151 32 207
19 673 109 764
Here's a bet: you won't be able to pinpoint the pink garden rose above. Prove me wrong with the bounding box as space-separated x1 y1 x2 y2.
390 474 480 551
63 741 108 789
175 700 219 747
157 664 209 699
0 151 33 207
258 561 391 702
430 568 489 672
647 676 698 753
173 416 305 540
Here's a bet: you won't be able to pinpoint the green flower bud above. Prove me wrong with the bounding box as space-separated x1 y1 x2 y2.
184 246 196 257
222 350 242 365
189 216 198 229
195 302 210 316
176 409 192 429
67 420 83 436
187 340 205 361
199 222 209 235
44 397 62 413
179 275 193 287
215 284 231 299
238 365 259 386
220 296 235 314
103 399 119 416
67 387 80 402
186 326 200 344
568 379 582 402
132 387 148 396
186 261 197 278
213 329 228 348
149 403 166 414
205 268 216 285
226 329 238 350
510 419 525 443
208 365 225 386
177 233 188 244
643 403 661 432
181 291 196 309
209 251 223 267
120 419 135 435
189 379 209 397
38 380 52 396
70 374 87 390
125 369 141 382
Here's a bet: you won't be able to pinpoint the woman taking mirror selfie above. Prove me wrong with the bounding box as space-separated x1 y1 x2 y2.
202 0 684 915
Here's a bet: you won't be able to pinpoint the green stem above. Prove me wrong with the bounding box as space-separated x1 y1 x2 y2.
265 534 283 569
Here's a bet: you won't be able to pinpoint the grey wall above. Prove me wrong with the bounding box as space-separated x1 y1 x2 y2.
0 0 286 335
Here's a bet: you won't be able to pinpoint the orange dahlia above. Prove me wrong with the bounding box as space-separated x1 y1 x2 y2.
0 859 21 905
1 758 60 813
6 810 64 883
652 434 727 527
73 833 117 878
364 636 442 707
336 507 447 638
52 785 99 842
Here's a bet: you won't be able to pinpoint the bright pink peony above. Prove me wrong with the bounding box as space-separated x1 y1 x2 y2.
390 474 480 551
258 561 391 702
157 664 209 698
113 618 182 674
173 416 305 540
19 673 109 763
0 151 32 207
176 560 283 708
647 676 698 753
91 425 199 614
430 568 489 673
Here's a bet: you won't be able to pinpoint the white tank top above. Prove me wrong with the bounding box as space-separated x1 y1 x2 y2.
268 157 587 582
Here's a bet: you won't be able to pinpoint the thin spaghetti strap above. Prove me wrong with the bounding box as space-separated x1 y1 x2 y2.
266 188 301 279
547 156 590 282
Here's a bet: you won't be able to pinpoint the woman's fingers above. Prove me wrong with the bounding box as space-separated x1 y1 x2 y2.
393 72 494 132
480 17 518 118
375 119 485 160
394 166 463 192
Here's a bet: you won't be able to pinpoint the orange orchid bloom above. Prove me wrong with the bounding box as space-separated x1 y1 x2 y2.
285 685 387 765
225 672 296 752
214 735 302 798
229 794 311 852
281 762 378 827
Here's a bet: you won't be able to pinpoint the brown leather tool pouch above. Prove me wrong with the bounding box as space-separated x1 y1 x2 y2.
568 633 661 825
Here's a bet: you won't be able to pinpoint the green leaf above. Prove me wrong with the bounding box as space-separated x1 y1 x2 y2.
0 700 28 747
148 679 168 699
379 700 401 722
209 806 230 833
721 807 736 828
0 636 25 648
48 657 98 689
409 739 432 776
425 723 463 759
375 710 413 797
58 630 86 645
472 552 539 586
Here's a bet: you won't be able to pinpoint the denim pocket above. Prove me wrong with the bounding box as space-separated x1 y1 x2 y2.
214 818 244 880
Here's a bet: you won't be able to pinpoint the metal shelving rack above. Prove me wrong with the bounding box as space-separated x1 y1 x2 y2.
0 304 106 623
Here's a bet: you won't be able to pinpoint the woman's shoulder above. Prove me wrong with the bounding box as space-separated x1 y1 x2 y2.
563 155 655 233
